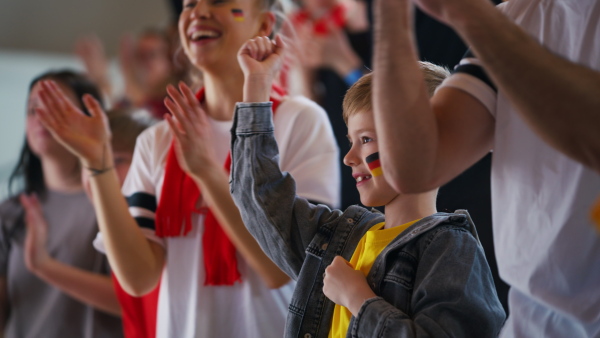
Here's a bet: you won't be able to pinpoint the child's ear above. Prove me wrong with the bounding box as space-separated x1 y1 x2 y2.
257 11 276 37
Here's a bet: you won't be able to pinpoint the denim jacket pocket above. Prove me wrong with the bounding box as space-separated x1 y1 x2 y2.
378 251 417 315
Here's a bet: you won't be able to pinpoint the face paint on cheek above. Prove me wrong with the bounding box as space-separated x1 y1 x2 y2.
366 152 383 177
231 9 245 22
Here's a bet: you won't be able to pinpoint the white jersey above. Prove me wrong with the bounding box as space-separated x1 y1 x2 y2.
97 96 340 338
440 0 600 337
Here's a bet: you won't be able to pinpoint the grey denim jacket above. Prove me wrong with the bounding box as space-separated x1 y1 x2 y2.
230 102 506 338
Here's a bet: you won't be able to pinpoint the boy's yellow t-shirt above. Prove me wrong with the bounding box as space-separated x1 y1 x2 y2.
328 219 419 338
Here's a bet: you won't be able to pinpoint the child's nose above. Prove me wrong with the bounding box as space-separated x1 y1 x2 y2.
343 147 359 167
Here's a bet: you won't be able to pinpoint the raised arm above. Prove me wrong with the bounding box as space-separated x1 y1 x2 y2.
35 81 164 296
228 36 342 278
413 0 600 172
163 79 290 289
372 0 494 194
19 194 121 316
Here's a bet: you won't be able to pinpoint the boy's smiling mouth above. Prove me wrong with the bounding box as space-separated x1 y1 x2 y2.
354 173 372 185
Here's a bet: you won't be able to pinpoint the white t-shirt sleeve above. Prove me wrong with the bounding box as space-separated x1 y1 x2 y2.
273 97 341 209
438 51 498 117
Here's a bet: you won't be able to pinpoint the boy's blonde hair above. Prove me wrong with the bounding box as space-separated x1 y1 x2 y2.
342 61 450 124
108 108 157 153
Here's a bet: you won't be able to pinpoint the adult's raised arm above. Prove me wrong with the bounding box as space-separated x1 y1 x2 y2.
35 80 164 296
372 0 494 194
413 0 600 172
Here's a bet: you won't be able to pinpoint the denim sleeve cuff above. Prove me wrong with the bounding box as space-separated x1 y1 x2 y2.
234 102 274 134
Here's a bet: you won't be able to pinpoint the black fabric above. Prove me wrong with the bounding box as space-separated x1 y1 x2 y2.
134 216 156 230
454 63 498 92
126 192 157 212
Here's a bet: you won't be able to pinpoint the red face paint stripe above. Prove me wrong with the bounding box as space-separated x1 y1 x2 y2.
367 159 381 171
365 152 383 177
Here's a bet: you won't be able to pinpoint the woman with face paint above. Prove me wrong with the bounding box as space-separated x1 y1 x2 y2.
0 70 123 338
33 0 340 336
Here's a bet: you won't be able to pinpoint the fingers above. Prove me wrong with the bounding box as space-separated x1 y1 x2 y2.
243 36 280 62
19 193 43 225
39 80 83 120
273 35 286 56
35 106 61 133
165 85 194 133
178 82 208 125
164 113 186 142
37 82 69 126
82 94 105 118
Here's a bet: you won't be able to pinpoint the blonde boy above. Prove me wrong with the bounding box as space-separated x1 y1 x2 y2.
232 37 505 337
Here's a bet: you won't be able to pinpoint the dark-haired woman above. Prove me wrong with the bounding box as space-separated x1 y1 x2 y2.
0 70 123 338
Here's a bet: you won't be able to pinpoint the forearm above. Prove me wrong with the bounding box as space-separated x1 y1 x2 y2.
372 0 440 192
33 259 121 316
192 169 290 289
89 165 164 296
451 5 600 171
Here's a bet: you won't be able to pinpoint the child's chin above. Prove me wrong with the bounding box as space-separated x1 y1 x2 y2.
360 199 383 208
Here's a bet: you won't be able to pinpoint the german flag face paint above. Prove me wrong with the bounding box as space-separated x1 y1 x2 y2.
366 152 383 177
231 9 245 22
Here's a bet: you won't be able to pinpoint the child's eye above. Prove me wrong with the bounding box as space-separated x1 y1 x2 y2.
361 137 373 144
183 1 197 9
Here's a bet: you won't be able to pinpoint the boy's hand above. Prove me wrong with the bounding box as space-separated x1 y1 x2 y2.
237 35 285 102
36 80 112 170
323 256 377 316
19 194 52 274
164 82 221 182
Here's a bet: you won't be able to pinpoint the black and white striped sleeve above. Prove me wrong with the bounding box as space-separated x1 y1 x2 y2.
438 50 498 116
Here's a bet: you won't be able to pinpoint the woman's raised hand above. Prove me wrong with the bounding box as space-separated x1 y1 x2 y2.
36 80 112 169
19 193 52 274
164 82 219 181
238 35 285 102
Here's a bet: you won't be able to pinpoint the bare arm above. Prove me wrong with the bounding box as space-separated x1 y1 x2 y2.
35 80 165 296
372 0 494 193
19 194 121 315
87 160 165 296
28 260 121 316
416 0 600 172
163 73 290 289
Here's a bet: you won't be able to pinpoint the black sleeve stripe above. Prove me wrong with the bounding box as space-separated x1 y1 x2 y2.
453 64 497 93
134 217 156 230
126 192 157 212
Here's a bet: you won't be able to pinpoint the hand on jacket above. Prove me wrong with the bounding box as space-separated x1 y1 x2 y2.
323 256 377 316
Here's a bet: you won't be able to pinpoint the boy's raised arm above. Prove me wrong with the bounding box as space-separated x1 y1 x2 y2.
231 36 341 278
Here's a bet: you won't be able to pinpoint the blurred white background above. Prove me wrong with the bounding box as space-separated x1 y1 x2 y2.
0 0 171 199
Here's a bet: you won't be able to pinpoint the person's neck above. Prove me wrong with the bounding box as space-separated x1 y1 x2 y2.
382 191 437 229
202 67 245 121
41 153 83 193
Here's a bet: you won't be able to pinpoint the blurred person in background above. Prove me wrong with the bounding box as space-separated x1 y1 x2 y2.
76 28 189 120
0 70 123 338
